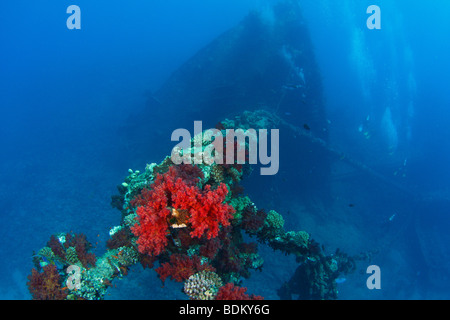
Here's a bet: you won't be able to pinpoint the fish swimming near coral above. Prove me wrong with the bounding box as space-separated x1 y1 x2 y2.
282 84 303 90
335 277 347 284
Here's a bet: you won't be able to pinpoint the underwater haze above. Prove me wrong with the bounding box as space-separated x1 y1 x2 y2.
1 0 449 300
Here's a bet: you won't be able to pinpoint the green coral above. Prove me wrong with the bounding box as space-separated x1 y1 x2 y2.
123 213 137 228
221 110 280 130
70 246 139 300
120 164 159 210
265 210 285 230
240 251 264 270
36 246 55 268
65 247 80 265
328 258 339 273
37 246 54 260
286 231 310 248
115 246 139 266
229 196 254 222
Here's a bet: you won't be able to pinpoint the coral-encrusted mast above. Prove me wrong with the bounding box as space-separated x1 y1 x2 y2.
28 110 363 300
130 166 235 256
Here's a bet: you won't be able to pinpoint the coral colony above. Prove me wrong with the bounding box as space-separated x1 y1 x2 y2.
171 120 279 176
28 110 362 300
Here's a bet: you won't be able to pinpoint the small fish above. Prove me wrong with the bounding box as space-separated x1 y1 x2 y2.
388 213 396 222
335 277 347 284
283 84 303 90
348 203 355 207
358 125 363 133
303 124 310 130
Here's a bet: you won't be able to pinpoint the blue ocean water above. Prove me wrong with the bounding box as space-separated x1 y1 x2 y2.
1 0 449 299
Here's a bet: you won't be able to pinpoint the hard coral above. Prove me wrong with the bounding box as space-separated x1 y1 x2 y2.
47 234 66 261
184 270 223 300
45 233 97 268
65 233 97 268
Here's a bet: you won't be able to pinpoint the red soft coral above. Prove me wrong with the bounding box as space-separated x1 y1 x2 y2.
131 166 234 256
106 227 133 250
132 203 171 257
47 235 66 260
215 283 263 300
130 169 175 256
187 183 234 239
241 206 267 234
27 264 67 300
155 254 215 284
199 237 222 260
